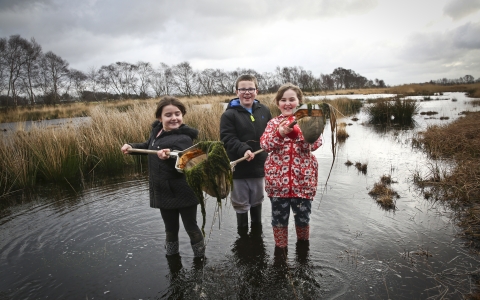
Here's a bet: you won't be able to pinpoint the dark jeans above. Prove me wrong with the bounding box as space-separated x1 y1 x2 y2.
160 205 203 244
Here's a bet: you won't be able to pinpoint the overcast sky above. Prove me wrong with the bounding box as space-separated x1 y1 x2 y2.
1 0 479 85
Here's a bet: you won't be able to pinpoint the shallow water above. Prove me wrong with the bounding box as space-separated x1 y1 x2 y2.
1 92 480 299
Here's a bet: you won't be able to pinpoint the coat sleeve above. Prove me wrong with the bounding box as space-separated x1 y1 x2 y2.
311 134 323 150
260 118 285 152
220 111 252 158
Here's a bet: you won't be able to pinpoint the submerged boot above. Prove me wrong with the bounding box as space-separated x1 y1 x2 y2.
236 212 249 237
295 240 310 264
166 253 183 276
273 226 288 248
295 225 310 241
165 241 179 256
191 240 205 258
187 229 205 258
250 204 263 237
165 231 179 256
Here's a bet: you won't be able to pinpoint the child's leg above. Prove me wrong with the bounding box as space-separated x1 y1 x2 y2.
271 197 290 248
291 198 312 241
160 208 180 255
179 205 205 257
231 179 250 235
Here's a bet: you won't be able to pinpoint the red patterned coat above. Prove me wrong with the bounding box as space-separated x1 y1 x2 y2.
260 115 323 200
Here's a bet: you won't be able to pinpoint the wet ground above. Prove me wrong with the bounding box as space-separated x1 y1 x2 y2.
1 92 480 299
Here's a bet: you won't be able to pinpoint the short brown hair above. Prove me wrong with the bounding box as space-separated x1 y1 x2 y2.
155 96 187 118
274 83 304 105
235 74 259 90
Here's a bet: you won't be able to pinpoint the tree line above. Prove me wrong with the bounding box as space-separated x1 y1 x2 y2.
0 34 391 107
430 75 479 86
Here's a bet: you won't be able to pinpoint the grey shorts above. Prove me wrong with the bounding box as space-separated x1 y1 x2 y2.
230 177 265 213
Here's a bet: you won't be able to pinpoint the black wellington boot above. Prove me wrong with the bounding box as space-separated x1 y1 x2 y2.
250 204 263 237
236 212 249 237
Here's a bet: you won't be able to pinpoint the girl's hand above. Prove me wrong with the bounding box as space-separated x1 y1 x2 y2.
157 149 171 160
278 119 294 137
121 144 132 154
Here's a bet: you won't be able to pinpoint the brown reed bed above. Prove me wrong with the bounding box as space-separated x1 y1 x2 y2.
368 175 398 210
0 101 226 196
0 96 386 197
389 82 480 97
414 111 480 248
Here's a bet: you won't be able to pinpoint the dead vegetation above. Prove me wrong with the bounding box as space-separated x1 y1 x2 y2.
336 122 349 141
354 162 368 174
414 111 480 249
368 175 398 210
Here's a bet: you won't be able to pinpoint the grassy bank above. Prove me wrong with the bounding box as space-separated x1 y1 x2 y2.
414 111 480 248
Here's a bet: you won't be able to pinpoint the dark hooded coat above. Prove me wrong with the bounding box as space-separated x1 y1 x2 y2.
220 98 272 179
130 121 199 209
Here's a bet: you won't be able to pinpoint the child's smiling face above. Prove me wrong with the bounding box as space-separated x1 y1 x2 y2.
278 89 299 116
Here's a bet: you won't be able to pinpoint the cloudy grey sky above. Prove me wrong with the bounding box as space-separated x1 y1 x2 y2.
1 0 479 85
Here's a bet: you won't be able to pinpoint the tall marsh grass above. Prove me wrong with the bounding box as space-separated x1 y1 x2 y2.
0 96 365 196
366 98 419 125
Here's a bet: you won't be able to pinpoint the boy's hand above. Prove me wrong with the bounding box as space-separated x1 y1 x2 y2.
244 150 255 161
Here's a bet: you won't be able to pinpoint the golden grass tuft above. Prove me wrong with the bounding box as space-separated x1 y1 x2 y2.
336 122 349 141
368 175 398 210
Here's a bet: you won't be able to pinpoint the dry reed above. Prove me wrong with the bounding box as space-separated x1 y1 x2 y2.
368 175 398 210
415 111 480 248
0 101 228 195
336 122 349 141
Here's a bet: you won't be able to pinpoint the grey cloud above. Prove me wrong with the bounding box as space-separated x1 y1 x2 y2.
452 22 480 49
400 21 480 72
444 0 480 20
0 0 54 10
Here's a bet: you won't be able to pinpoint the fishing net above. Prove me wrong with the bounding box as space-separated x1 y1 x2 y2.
295 103 329 144
182 141 233 234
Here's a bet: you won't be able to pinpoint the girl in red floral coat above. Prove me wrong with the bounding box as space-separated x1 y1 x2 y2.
260 83 323 249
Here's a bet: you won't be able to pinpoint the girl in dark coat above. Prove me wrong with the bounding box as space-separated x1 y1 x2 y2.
121 96 204 258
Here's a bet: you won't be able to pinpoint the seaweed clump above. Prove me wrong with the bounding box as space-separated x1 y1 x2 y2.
184 141 233 233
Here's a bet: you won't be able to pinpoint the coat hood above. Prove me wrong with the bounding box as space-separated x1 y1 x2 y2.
226 98 259 110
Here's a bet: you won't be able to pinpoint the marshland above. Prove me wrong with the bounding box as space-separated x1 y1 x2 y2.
1 85 480 299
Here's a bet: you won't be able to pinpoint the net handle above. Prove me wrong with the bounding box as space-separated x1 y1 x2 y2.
230 149 264 168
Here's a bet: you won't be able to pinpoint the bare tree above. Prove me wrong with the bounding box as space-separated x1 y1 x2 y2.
37 51 70 105
320 73 335 91
98 62 139 97
22 38 42 105
257 72 280 93
69 69 87 100
216 69 237 94
4 35 30 106
298 69 315 92
172 61 198 96
136 61 153 98
0 38 7 95
197 68 218 95
86 66 99 101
